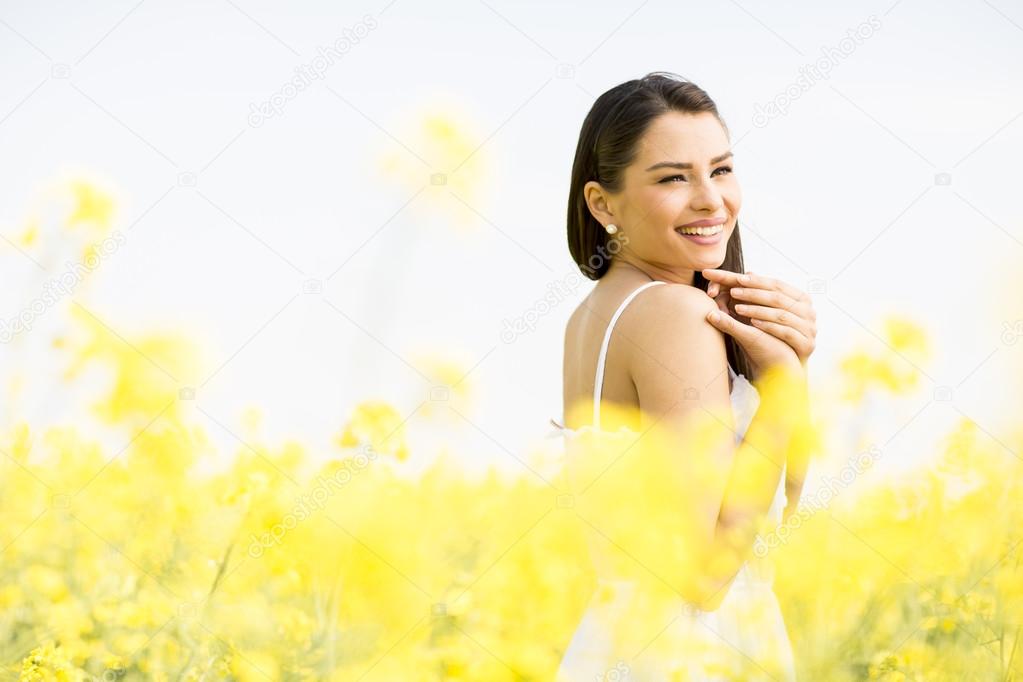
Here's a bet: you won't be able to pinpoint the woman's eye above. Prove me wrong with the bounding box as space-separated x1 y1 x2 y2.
659 166 732 183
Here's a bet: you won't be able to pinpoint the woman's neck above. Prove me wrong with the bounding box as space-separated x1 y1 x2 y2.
606 257 697 287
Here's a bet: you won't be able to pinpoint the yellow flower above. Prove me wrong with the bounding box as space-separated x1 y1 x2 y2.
377 104 489 231
413 351 474 417
18 641 82 681
0 584 22 608
230 650 279 682
19 218 39 247
24 565 68 602
883 316 929 358
336 399 409 460
66 179 115 234
10 421 32 463
59 304 200 424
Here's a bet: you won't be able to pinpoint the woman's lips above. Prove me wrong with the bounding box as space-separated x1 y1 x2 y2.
677 217 727 228
675 225 724 245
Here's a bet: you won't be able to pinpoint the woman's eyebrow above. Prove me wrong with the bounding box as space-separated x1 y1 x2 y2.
645 150 733 172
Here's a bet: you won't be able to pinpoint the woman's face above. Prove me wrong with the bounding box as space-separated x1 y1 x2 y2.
594 111 741 278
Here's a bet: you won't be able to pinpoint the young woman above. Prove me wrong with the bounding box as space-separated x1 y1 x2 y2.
554 72 816 680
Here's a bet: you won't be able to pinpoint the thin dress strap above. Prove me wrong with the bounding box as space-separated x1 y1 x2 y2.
593 280 666 429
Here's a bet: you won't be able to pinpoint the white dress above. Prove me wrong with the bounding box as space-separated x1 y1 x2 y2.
551 280 795 681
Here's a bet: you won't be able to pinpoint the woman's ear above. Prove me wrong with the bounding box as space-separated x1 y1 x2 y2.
583 180 614 227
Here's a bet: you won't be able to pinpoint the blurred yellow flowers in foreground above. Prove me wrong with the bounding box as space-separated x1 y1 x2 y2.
1 180 1021 681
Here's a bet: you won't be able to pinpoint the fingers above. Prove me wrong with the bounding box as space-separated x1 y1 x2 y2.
749 318 814 357
701 268 749 287
702 268 753 280
741 270 802 303
703 268 818 330
729 286 802 315
705 307 759 342
733 303 816 339
732 293 817 340
703 269 814 311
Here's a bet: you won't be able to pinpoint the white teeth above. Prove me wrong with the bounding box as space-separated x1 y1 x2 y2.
678 224 723 236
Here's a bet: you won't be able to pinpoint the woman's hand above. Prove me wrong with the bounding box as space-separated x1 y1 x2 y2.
703 297 800 378
703 269 817 367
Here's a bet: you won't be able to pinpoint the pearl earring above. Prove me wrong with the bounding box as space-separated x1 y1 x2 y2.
605 223 618 235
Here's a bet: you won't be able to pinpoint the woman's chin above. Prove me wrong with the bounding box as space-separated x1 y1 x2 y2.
687 246 728 269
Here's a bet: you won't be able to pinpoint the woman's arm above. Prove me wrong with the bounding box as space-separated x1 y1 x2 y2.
703 268 818 525
701 362 808 610
626 284 807 612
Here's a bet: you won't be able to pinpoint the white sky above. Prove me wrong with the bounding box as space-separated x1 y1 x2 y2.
1 0 1021 482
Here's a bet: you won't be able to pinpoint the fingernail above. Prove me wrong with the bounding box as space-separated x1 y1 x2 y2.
708 311 720 321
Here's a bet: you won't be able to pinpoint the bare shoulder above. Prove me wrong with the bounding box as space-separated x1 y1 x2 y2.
619 283 719 342
620 283 729 414
564 295 587 345
640 282 716 316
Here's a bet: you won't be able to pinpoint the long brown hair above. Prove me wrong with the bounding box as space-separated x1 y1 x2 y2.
566 71 755 381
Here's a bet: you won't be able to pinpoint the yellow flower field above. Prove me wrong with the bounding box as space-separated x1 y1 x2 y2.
1 180 1020 681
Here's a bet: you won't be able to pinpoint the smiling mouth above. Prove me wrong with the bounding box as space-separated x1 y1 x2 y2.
676 224 724 236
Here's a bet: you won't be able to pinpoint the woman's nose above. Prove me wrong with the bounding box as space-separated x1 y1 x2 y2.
690 180 724 211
